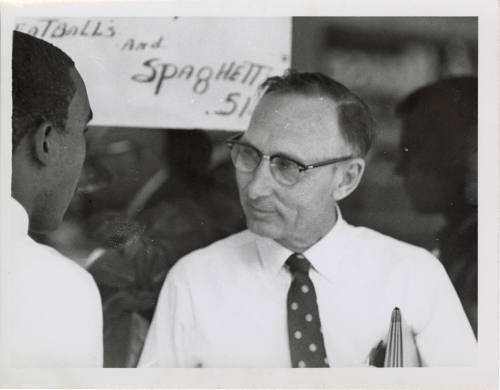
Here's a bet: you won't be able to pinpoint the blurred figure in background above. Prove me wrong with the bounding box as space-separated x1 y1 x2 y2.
10 31 102 367
77 128 244 367
395 77 478 336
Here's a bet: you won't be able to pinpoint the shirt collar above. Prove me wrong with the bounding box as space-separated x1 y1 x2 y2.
255 231 293 278
303 208 349 283
10 196 30 236
254 206 350 282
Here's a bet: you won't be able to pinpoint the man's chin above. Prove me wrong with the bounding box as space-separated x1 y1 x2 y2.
28 212 63 234
247 219 281 240
28 221 58 235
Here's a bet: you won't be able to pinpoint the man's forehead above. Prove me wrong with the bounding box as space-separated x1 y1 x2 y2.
252 92 333 127
246 91 347 156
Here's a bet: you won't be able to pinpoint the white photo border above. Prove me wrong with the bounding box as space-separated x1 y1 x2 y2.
0 0 498 388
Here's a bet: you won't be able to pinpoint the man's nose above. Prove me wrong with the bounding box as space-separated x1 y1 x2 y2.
246 158 275 200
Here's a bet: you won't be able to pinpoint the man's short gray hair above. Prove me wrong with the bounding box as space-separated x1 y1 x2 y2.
261 69 374 157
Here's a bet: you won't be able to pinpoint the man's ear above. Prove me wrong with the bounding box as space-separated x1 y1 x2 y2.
332 157 366 201
32 121 55 166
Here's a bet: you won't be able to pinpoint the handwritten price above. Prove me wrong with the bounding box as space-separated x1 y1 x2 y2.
212 92 255 118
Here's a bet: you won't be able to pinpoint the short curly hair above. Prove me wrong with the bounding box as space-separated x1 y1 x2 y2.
260 70 374 157
12 31 76 151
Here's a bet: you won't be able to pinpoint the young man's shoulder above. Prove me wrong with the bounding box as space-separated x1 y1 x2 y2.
14 237 101 303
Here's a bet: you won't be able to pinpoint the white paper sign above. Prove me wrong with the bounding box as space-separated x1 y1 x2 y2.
15 17 292 130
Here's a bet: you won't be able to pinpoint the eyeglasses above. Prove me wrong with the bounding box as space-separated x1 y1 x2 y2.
225 133 353 185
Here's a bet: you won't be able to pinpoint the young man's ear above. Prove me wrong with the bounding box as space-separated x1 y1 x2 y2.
332 157 366 201
32 121 55 165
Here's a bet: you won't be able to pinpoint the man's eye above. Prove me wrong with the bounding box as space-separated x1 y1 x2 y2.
274 157 297 172
240 145 259 159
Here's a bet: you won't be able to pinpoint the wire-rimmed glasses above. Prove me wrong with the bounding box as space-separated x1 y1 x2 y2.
225 133 353 186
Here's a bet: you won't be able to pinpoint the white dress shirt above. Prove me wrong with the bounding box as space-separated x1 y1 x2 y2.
139 210 476 367
8 198 103 367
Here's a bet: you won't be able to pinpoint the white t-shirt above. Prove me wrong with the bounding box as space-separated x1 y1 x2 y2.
8 198 103 367
139 210 476 367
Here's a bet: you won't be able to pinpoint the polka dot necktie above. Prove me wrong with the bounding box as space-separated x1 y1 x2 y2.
286 253 329 368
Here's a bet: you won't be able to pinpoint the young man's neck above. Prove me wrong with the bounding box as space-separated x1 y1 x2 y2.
11 152 37 217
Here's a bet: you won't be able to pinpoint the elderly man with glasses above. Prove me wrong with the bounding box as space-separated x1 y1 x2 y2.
139 71 476 368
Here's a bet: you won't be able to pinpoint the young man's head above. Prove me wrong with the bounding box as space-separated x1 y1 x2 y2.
12 31 93 233
395 77 477 216
228 71 373 252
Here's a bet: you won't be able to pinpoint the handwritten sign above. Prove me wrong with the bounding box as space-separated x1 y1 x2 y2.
15 17 291 130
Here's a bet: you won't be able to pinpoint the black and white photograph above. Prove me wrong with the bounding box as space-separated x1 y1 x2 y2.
0 0 498 388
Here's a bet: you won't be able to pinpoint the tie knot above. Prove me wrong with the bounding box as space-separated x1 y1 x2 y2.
286 253 311 275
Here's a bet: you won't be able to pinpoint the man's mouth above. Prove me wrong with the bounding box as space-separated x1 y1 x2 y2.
248 203 275 214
